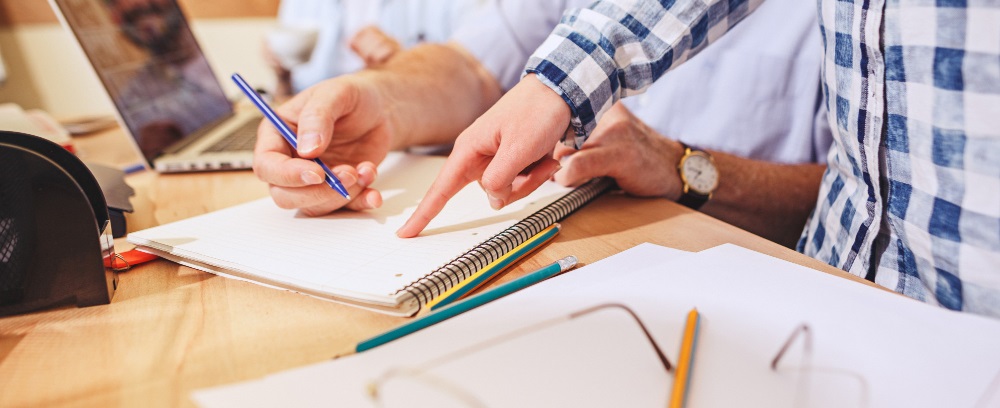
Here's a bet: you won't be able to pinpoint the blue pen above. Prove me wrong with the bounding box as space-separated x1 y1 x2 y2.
231 73 351 200
349 256 579 354
122 162 147 174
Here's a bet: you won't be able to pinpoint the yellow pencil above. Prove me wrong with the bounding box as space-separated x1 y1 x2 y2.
669 308 701 408
425 223 561 311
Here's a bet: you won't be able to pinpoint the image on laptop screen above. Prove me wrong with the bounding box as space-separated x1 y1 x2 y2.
53 0 232 164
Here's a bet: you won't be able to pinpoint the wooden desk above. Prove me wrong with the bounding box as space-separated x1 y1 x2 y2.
0 128 876 407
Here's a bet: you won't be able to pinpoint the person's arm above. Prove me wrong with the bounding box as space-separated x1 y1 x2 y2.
550 103 821 248
398 0 762 237
703 157 823 248
372 42 503 149
530 0 762 141
253 42 502 216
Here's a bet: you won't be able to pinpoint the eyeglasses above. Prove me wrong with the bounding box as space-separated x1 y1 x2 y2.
367 303 673 407
770 324 869 408
976 368 1000 408
365 305 877 407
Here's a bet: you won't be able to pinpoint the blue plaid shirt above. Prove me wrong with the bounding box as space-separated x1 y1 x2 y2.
526 0 1000 317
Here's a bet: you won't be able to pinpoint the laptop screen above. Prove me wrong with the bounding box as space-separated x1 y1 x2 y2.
53 0 233 164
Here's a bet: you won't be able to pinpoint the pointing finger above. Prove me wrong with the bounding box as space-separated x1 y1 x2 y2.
397 150 484 238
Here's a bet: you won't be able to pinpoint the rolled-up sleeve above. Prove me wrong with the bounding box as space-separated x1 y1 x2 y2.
525 0 761 147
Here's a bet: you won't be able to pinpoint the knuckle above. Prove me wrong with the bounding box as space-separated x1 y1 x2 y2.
270 193 297 210
299 207 329 217
297 109 327 126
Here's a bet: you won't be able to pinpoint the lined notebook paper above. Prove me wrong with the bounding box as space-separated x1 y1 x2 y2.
128 153 611 316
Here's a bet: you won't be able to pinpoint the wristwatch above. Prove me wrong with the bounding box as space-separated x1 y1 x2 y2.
677 142 718 210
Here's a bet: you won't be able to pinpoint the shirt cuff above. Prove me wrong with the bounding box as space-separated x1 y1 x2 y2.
522 12 621 147
524 68 589 149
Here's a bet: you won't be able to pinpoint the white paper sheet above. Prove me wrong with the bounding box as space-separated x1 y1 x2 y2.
192 243 1000 407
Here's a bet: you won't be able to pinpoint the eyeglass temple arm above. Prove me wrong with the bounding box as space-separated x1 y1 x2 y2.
770 324 812 371
570 303 674 373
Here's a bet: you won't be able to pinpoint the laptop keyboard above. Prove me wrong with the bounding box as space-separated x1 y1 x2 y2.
203 120 258 153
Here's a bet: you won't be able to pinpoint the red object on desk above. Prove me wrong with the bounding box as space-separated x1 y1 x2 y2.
105 249 159 270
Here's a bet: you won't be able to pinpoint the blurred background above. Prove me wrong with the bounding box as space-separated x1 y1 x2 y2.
0 0 277 118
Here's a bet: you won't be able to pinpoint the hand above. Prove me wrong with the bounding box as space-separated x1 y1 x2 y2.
397 74 568 237
253 74 392 216
552 103 685 200
350 26 403 67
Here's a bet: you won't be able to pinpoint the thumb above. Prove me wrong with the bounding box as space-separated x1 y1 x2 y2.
552 147 611 187
294 81 358 158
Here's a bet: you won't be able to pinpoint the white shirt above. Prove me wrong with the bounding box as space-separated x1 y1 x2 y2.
278 0 483 93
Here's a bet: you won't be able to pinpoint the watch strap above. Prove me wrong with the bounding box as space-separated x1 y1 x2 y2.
677 189 710 209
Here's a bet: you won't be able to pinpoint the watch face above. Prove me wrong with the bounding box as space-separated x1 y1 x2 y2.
680 152 718 195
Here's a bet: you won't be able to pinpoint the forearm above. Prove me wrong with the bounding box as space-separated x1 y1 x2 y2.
551 103 821 248
362 42 502 149
526 0 763 142
700 151 824 248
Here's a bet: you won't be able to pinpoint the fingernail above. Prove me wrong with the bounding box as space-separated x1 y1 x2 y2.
300 170 323 185
335 169 357 187
487 194 504 210
357 165 374 188
549 164 562 179
367 193 382 209
299 133 320 154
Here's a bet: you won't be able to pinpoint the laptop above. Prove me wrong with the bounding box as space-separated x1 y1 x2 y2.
50 0 259 172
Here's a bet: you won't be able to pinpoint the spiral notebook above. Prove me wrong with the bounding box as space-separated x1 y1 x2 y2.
127 152 611 316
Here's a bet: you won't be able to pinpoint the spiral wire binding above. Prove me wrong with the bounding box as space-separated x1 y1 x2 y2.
398 178 614 306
